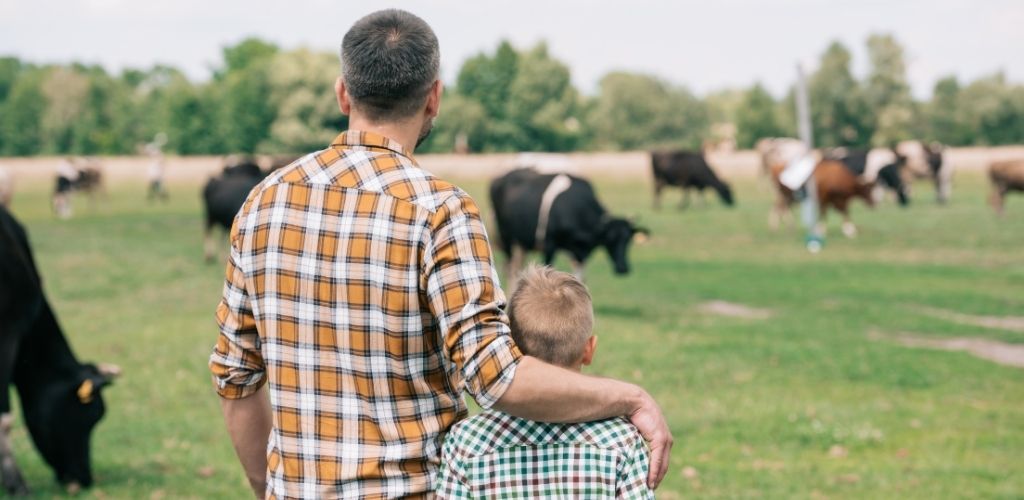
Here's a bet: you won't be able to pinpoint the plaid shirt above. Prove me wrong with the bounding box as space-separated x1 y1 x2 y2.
209 131 523 499
436 410 653 499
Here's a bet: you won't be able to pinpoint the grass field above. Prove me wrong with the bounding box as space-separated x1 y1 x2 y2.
5 170 1024 499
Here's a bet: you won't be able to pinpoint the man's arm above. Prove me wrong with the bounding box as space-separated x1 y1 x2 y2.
220 386 272 498
491 356 672 490
209 217 271 498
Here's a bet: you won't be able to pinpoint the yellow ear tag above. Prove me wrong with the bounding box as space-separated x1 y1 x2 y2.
634 233 649 245
77 379 94 404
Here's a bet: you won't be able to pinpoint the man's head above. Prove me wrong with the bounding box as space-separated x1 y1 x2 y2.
338 9 441 145
508 265 597 370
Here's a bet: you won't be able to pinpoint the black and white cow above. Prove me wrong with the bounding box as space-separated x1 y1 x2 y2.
201 159 269 262
650 150 734 209
824 147 910 206
897 140 952 204
489 168 649 285
0 205 118 495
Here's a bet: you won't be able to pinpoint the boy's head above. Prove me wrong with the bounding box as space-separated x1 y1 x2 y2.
508 265 597 370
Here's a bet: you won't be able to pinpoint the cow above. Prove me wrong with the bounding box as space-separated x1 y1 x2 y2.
824 147 910 206
201 159 270 262
989 159 1024 216
52 159 105 219
896 140 952 204
489 168 649 287
0 168 12 208
770 153 906 238
0 205 118 495
650 150 734 209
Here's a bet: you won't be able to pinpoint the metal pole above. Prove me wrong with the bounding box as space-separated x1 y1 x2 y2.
795 63 822 253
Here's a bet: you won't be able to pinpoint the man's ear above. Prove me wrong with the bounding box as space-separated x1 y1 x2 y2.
581 336 598 366
425 80 442 119
336 77 352 115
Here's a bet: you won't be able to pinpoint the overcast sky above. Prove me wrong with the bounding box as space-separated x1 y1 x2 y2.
1 0 1022 99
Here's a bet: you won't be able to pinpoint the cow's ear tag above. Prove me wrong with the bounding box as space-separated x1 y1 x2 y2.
634 232 649 245
77 379 94 404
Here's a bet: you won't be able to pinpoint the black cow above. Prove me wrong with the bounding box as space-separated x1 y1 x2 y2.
0 206 118 495
650 151 734 209
490 168 648 285
202 160 268 262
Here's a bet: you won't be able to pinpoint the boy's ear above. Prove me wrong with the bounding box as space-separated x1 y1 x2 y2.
581 336 598 366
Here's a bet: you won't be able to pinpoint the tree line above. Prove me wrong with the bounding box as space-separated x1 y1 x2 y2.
1 34 1022 157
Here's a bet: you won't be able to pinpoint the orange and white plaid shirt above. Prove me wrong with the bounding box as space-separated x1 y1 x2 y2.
209 131 522 499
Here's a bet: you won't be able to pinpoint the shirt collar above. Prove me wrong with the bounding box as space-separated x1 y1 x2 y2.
330 130 416 159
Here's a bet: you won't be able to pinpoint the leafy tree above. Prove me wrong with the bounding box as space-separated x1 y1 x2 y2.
216 38 280 153
735 83 787 148
865 34 913 146
927 76 965 145
505 43 581 151
418 91 487 153
587 72 708 151
457 40 518 123
809 41 872 147
0 69 46 155
259 48 345 154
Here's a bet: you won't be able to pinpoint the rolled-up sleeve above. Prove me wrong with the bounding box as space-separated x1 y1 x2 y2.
209 233 266 399
422 191 522 409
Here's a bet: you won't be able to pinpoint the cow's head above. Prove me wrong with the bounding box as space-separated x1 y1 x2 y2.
34 363 118 491
717 183 735 206
600 217 650 275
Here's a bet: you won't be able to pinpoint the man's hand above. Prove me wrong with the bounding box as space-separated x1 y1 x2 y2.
628 391 673 489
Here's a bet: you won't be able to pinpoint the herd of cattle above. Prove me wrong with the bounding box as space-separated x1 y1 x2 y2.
0 139 1023 493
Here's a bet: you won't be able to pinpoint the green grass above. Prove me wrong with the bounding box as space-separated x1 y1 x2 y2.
5 171 1023 498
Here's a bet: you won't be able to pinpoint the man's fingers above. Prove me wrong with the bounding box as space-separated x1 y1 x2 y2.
646 432 672 489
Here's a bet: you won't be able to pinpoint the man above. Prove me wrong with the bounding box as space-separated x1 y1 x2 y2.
209 9 671 499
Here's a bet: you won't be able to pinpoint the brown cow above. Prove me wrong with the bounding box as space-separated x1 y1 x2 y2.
771 159 903 238
989 159 1024 216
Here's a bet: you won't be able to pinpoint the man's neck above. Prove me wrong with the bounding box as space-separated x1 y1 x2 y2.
348 116 421 153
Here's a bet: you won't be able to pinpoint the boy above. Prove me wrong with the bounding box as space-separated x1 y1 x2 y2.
436 265 655 499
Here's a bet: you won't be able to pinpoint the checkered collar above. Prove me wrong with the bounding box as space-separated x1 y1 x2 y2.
331 130 416 160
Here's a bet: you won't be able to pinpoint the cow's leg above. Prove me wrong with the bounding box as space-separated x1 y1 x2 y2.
678 188 690 210
203 223 216 263
837 200 857 238
653 178 665 210
0 413 29 496
506 244 526 294
990 184 1006 217
570 259 586 282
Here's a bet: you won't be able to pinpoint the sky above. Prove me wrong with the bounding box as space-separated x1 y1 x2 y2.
1 0 1022 99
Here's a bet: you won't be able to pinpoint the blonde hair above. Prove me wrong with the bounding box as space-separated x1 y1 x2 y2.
508 265 593 367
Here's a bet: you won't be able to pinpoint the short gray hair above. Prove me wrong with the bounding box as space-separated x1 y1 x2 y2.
341 9 440 121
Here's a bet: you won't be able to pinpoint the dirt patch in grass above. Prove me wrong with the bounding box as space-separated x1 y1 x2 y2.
872 330 1024 368
914 305 1024 333
697 300 773 319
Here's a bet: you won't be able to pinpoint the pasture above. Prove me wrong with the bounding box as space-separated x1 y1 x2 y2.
3 164 1023 498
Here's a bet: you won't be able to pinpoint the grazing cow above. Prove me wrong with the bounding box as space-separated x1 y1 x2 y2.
771 154 906 238
650 151 734 209
897 140 952 204
0 168 12 208
0 206 118 495
989 159 1024 216
52 159 105 219
490 168 648 285
201 159 271 262
824 147 910 205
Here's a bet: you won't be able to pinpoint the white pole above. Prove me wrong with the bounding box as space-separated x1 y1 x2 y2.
795 63 822 252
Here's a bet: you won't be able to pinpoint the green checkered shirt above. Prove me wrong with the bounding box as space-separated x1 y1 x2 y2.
436 410 653 499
